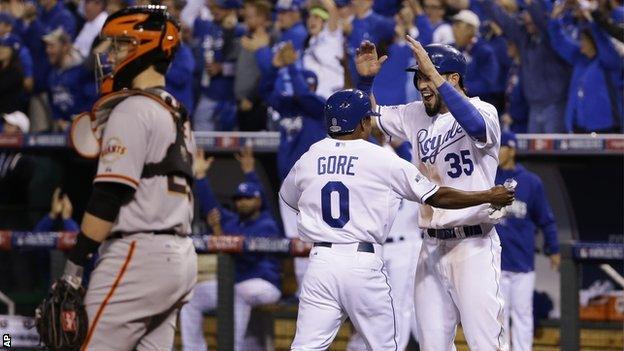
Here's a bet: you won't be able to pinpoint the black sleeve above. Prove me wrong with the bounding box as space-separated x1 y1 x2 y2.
85 182 136 222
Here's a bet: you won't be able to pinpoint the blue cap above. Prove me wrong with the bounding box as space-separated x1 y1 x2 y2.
0 12 16 27
233 182 262 198
302 69 318 89
276 0 303 12
325 89 380 135
501 131 517 148
215 0 241 9
0 34 21 51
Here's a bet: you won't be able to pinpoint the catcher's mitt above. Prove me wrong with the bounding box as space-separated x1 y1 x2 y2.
35 279 88 350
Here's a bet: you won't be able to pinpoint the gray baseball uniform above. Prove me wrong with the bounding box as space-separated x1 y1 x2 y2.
81 94 197 350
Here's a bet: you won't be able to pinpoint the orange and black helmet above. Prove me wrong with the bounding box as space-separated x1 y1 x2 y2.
97 5 180 94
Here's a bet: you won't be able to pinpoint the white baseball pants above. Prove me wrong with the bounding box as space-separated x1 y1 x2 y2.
414 230 509 351
180 278 281 351
347 238 421 350
500 270 535 351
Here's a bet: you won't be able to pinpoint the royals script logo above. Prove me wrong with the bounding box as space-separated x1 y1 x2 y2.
417 122 465 164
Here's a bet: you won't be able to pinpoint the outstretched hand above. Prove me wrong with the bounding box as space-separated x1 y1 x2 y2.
405 35 444 86
235 145 255 174
355 40 388 77
194 149 214 179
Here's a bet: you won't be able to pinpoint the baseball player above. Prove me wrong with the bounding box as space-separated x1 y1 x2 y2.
280 88 514 350
347 131 423 351
496 131 560 351
181 147 282 351
359 36 507 350
48 6 197 350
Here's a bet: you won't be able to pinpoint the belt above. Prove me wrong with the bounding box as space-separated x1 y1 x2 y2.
313 242 375 253
426 225 484 240
109 230 181 239
385 236 405 244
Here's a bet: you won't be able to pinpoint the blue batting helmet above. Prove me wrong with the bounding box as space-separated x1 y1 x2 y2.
406 44 467 77
325 89 379 135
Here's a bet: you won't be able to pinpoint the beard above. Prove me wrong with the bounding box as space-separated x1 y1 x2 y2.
424 92 442 117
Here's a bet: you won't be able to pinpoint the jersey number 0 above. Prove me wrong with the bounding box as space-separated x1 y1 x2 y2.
321 181 350 228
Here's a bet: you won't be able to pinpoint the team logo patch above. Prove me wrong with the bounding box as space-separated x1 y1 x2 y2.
61 310 76 332
329 118 342 133
101 137 127 163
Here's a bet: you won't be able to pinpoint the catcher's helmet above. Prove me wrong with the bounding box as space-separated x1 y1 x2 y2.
406 44 467 77
325 89 380 135
97 5 180 94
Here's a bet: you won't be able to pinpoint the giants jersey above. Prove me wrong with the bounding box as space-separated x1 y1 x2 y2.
376 97 500 228
279 138 439 244
94 96 195 235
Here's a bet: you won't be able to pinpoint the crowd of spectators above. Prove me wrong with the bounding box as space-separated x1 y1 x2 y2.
0 0 621 135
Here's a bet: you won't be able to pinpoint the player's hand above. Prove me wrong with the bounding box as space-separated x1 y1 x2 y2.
61 195 73 220
193 150 214 179
206 208 223 235
239 98 253 111
355 40 388 77
49 188 63 219
405 35 445 87
549 253 561 271
222 11 238 29
241 28 270 52
235 145 255 174
487 185 515 209
206 62 222 76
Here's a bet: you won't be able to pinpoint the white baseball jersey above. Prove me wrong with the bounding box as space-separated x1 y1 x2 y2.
279 137 439 245
93 95 195 235
376 97 500 228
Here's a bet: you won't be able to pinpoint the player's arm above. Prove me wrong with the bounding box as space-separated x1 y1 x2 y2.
406 36 494 144
529 178 560 269
425 186 513 209
391 156 514 209
63 99 149 287
354 41 411 140
279 162 302 213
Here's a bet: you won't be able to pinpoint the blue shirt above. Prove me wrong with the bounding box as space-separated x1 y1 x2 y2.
194 173 282 288
548 19 622 132
17 2 77 93
34 215 79 232
192 18 244 101
373 0 402 17
347 11 395 85
262 64 327 180
47 63 97 122
458 38 500 97
373 42 413 105
481 0 571 105
280 22 308 52
495 164 559 273
166 43 196 114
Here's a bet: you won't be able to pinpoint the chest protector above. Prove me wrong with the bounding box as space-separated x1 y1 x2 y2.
70 88 193 183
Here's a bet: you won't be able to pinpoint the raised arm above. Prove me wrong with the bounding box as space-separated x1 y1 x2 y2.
547 16 581 65
590 21 623 70
320 0 340 32
478 0 524 44
525 0 550 34
406 36 490 143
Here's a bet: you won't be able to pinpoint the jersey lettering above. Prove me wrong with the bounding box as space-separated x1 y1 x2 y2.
317 156 358 176
417 122 464 163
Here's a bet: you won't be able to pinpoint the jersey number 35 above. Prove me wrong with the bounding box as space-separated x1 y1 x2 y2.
445 150 474 178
